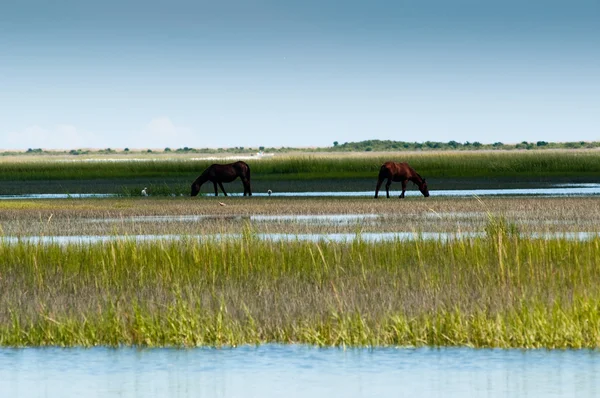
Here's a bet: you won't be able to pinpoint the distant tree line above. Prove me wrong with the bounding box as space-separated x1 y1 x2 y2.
3 140 600 157
326 140 600 152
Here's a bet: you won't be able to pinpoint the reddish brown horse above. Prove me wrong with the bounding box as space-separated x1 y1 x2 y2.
191 161 252 197
375 162 429 198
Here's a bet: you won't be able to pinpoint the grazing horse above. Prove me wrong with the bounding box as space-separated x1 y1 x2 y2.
374 162 429 198
191 161 252 197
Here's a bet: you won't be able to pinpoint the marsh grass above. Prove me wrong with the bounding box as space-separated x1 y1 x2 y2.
2 150 599 195
1 150 600 183
1 197 600 237
2 196 600 348
1 228 600 348
2 150 599 348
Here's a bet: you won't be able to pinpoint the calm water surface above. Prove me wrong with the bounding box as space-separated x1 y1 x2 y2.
4 232 600 245
250 185 600 197
0 345 598 398
1 184 600 199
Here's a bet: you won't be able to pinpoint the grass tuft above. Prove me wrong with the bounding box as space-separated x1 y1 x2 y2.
1 234 600 348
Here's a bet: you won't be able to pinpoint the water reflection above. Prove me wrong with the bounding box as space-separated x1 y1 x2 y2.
0 232 481 245
0 345 598 398
3 231 600 245
250 185 600 197
1 184 600 200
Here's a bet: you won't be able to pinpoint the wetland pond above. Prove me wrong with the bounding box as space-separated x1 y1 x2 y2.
1 345 599 397
2 183 600 397
1 183 600 199
4 231 600 245
1 231 476 245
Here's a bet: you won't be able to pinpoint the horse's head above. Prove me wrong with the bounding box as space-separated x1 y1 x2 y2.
191 182 201 197
419 179 430 197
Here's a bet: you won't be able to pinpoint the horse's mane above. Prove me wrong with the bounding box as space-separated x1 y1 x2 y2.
412 171 424 183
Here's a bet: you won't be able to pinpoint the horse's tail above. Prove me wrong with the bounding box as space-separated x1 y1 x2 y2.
242 162 252 196
378 164 390 179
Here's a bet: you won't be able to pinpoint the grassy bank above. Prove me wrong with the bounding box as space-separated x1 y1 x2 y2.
1 150 600 182
1 228 600 348
1 197 600 237
0 150 599 195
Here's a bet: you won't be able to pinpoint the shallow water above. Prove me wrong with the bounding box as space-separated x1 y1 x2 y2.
254 185 600 197
3 231 600 245
1 184 600 199
0 232 479 245
1 345 598 398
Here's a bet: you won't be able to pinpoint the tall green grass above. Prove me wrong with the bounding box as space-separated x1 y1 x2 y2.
1 151 600 181
1 228 600 347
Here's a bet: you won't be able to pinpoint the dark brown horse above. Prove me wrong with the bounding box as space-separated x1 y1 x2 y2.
191 161 252 197
375 162 429 198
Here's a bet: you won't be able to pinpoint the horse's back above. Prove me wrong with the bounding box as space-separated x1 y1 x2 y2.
205 161 249 181
233 160 249 169
208 161 247 170
379 161 412 180
232 161 250 177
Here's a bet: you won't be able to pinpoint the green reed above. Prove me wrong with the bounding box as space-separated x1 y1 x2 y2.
1 228 600 348
1 150 600 182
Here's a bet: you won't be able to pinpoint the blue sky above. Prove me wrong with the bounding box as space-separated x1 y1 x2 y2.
1 0 598 150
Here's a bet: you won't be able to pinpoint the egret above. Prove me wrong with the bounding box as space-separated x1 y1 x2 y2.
141 187 148 196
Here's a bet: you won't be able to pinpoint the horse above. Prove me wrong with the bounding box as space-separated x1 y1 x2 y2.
191 161 252 197
374 161 429 198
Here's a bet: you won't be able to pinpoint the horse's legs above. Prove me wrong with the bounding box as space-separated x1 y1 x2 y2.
241 178 251 196
213 182 219 196
400 180 407 198
218 182 228 196
385 179 392 198
374 178 384 198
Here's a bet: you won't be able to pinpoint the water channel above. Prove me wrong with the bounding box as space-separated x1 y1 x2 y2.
4 231 600 246
1 345 598 397
1 184 600 200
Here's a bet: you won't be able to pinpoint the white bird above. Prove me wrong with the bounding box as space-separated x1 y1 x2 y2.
267 189 272 196
141 187 148 196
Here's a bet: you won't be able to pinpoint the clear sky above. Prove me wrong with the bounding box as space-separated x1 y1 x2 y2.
1 0 598 150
